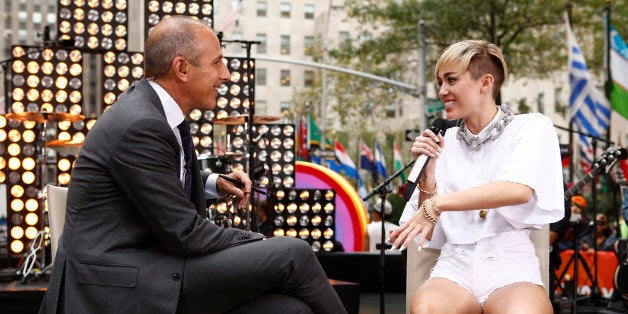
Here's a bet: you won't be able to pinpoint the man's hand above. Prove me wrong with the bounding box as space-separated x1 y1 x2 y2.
217 170 252 209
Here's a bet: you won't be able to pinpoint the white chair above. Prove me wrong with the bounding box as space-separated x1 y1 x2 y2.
46 184 69 264
405 225 550 313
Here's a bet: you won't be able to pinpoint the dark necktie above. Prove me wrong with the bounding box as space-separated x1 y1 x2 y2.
177 120 193 200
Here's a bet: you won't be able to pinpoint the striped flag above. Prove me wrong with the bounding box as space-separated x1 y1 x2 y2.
393 141 406 182
374 141 388 180
334 140 358 179
610 26 628 120
359 139 377 181
566 14 611 172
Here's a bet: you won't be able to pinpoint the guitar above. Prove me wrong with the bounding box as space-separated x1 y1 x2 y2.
564 147 628 200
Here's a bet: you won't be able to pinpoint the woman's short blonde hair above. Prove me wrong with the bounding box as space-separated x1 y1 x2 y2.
434 40 508 99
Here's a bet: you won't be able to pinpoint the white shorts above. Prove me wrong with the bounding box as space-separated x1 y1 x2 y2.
429 229 543 305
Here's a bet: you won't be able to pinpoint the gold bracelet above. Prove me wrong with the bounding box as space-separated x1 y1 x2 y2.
420 200 438 224
418 181 437 195
427 198 441 216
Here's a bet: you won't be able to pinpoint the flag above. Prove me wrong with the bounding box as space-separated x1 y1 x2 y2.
610 26 628 120
374 141 388 180
566 14 611 172
297 116 308 160
334 140 358 179
309 115 321 148
220 0 243 32
393 141 406 182
359 139 377 180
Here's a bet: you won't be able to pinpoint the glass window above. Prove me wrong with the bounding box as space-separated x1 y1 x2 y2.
304 4 314 19
280 70 291 86
256 68 267 86
304 70 314 87
280 101 291 116
537 92 545 114
281 35 290 55
256 1 267 17
338 31 350 48
255 100 267 115
256 33 267 54
304 36 314 56
280 3 291 18
230 32 242 53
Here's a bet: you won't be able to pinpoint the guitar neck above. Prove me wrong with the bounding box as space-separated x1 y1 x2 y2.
565 167 603 200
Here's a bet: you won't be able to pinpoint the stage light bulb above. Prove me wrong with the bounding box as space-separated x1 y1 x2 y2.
10 226 24 239
25 213 38 226
286 229 297 238
58 159 71 171
22 158 35 171
70 64 83 76
102 11 113 23
72 133 85 143
11 185 24 198
273 229 284 237
10 240 24 253
8 130 21 142
58 173 71 185
8 158 21 170
22 171 35 184
58 132 71 141
7 144 20 156
41 103 53 112
11 199 24 211
311 215 321 227
25 199 38 211
25 227 38 239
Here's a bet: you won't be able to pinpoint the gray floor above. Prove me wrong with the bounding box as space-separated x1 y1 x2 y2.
359 293 405 314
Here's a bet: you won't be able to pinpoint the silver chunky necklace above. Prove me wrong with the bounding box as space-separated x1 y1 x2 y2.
456 106 514 151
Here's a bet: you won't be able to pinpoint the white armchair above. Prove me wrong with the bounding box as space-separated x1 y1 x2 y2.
46 184 69 265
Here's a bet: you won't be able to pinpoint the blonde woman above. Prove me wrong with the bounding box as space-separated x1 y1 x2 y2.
390 40 564 313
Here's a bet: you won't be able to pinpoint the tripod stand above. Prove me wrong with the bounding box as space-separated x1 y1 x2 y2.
556 222 597 313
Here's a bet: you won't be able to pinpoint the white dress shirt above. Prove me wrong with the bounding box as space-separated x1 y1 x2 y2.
148 80 219 197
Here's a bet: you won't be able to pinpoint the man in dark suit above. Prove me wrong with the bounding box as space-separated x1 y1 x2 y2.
39 16 345 313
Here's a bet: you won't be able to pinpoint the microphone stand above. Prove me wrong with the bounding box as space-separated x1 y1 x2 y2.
364 162 414 314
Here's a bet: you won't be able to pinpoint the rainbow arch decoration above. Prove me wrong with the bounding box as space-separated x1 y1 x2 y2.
295 161 368 252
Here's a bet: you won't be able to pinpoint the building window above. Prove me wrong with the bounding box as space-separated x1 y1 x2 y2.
280 101 291 116
230 32 242 53
304 70 314 87
537 92 545 114
280 2 291 18
304 36 314 56
361 31 372 42
256 33 267 54
280 70 291 86
255 100 267 115
256 68 267 86
304 4 314 19
281 35 290 55
338 31 350 48
256 1 267 17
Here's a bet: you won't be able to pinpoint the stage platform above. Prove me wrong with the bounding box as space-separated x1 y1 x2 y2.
0 252 405 313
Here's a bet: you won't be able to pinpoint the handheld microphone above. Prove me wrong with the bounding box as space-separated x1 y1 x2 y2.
402 118 455 201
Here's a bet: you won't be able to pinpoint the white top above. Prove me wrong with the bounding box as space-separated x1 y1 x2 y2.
367 221 400 253
148 80 219 197
400 112 564 248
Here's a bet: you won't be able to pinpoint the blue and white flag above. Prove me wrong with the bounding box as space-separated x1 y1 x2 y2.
334 140 358 179
334 140 368 200
374 141 388 180
566 13 610 172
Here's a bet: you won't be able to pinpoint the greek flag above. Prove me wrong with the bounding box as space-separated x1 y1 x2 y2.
566 14 610 171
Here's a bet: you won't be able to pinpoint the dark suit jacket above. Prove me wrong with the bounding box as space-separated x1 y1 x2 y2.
40 78 263 313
